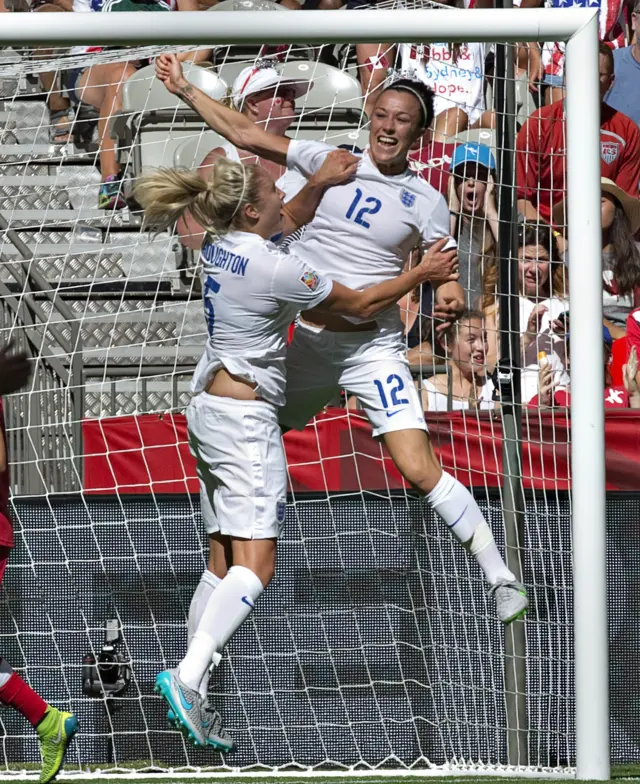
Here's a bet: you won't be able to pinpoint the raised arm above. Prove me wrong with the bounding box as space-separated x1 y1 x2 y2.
156 54 290 166
318 238 459 321
281 150 359 235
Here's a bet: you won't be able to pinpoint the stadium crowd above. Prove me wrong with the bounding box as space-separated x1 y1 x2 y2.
2 0 638 410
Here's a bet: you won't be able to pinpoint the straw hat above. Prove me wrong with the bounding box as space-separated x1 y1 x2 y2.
552 178 640 235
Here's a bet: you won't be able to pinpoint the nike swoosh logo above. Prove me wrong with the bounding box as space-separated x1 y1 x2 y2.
386 410 402 418
54 725 63 744
241 596 254 609
177 685 193 712
449 505 468 530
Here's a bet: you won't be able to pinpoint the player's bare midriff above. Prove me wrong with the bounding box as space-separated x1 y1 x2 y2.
300 309 378 333
206 368 264 402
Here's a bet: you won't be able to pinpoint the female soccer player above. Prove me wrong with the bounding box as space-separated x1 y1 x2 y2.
134 156 459 749
155 53 528 627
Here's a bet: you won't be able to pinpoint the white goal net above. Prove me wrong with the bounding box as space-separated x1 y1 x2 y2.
0 3 608 778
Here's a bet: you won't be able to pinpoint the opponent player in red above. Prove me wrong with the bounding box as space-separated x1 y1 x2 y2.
0 345 78 782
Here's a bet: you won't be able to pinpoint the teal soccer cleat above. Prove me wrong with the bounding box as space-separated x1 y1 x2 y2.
155 669 208 747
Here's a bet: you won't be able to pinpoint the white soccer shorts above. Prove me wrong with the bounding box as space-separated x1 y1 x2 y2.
186 393 287 539
279 322 427 438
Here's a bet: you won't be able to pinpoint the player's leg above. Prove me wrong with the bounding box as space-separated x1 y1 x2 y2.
0 547 78 782
344 359 528 623
187 534 228 649
157 394 285 748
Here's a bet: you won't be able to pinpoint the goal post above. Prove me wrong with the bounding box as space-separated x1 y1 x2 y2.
0 6 607 779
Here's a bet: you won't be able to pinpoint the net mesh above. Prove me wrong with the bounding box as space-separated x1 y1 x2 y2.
0 4 582 776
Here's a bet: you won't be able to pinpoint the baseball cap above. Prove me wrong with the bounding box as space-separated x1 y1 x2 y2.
232 63 312 110
450 142 496 174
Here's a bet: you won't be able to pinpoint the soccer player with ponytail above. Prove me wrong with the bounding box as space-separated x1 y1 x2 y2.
134 156 459 749
156 53 530 628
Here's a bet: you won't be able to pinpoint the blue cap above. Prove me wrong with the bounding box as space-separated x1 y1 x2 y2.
450 142 496 174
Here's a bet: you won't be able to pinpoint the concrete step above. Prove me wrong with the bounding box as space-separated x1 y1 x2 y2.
0 208 136 229
82 344 203 365
0 231 180 283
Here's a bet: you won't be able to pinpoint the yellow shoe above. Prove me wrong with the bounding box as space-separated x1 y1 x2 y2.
37 706 78 783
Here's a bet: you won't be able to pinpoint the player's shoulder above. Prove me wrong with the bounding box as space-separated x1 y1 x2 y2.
201 233 274 266
402 169 449 215
288 139 336 156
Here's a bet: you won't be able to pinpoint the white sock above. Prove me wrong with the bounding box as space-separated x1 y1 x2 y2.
188 570 221 646
178 565 264 692
427 472 515 586
187 570 222 700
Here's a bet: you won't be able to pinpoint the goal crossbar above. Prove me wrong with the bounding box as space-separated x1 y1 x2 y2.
0 8 607 781
0 7 598 45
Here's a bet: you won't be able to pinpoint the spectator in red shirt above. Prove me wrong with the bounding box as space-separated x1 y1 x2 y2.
516 42 640 232
627 307 640 357
0 345 79 783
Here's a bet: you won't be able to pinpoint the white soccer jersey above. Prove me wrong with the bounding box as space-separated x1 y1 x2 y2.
190 231 331 406
286 140 451 299
221 143 307 201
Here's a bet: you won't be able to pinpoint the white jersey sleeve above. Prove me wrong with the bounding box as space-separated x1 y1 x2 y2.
419 190 454 248
286 139 336 179
270 253 332 309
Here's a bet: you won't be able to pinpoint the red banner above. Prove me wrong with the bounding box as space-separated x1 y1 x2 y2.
82 408 640 495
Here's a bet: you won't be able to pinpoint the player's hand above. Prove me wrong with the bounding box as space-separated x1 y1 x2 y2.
0 342 31 396
156 53 187 95
623 345 640 396
310 150 359 189
418 237 459 284
433 296 465 336
538 360 555 407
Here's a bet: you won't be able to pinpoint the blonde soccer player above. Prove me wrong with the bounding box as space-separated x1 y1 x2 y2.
134 154 459 749
155 53 529 626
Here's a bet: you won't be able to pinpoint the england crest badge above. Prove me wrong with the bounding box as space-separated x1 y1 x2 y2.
400 189 416 208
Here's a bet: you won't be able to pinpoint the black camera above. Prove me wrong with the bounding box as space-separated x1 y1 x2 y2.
82 619 131 698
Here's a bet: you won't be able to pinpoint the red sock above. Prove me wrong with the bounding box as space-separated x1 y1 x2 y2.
0 671 48 727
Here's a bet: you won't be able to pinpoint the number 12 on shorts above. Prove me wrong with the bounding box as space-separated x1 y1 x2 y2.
374 374 409 413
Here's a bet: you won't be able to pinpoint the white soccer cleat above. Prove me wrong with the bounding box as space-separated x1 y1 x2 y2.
490 580 529 624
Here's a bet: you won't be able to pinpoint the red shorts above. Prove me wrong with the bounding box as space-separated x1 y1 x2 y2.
0 546 11 586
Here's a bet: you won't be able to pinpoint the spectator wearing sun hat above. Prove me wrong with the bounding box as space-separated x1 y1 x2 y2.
447 142 499 309
554 177 640 331
176 61 314 250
